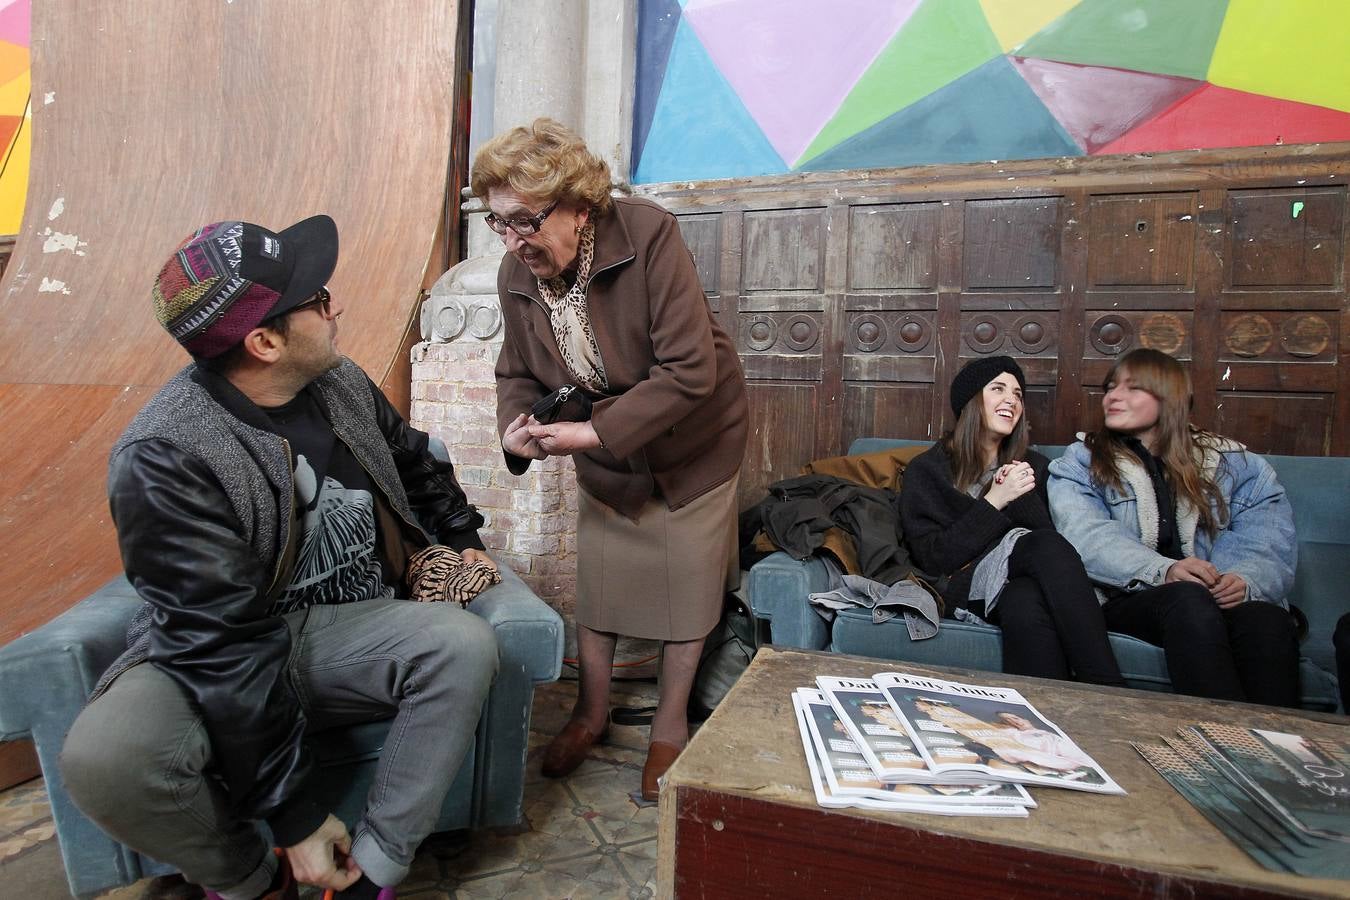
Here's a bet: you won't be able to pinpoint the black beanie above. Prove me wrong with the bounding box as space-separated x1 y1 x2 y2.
950 355 1026 416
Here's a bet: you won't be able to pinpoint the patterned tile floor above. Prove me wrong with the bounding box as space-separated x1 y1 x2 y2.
0 674 668 899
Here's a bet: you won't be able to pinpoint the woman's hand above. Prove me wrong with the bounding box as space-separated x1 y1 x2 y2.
1165 556 1220 588
461 548 499 573
503 413 548 460
526 420 603 456
1211 572 1247 608
984 461 1035 510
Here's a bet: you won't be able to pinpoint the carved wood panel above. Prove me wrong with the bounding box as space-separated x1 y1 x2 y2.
659 145 1350 500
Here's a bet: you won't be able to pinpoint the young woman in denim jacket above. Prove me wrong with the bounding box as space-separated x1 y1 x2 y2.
1048 349 1300 706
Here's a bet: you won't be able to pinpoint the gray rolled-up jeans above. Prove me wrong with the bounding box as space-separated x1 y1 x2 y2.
60 596 499 898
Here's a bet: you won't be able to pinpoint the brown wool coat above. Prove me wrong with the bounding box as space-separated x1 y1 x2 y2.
494 196 748 520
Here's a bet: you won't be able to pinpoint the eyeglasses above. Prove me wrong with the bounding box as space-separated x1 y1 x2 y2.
484 200 558 236
287 286 332 318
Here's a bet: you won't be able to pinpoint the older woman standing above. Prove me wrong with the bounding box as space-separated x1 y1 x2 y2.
471 119 748 800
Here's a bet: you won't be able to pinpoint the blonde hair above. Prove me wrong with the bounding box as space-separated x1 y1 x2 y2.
470 118 613 216
1086 348 1227 535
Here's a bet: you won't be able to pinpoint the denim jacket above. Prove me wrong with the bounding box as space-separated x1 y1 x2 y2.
1047 438 1296 608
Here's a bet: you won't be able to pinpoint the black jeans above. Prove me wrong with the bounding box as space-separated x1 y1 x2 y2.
1103 582 1300 707
981 530 1126 687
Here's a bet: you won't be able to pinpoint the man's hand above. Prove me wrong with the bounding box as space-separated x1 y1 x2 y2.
1211 573 1247 608
285 814 361 891
1165 556 1220 588
462 548 498 573
526 420 603 456
503 413 548 460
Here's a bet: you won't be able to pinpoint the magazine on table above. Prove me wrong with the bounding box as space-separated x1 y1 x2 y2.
1133 727 1350 880
795 689 1033 811
1166 731 1349 880
1163 732 1323 859
1186 723 1350 841
814 676 980 783
792 691 1030 817
863 672 1124 794
1134 740 1302 874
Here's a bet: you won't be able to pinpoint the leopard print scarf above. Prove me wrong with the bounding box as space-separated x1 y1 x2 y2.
536 224 608 393
406 545 502 607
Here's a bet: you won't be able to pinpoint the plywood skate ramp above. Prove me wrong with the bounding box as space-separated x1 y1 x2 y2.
0 2 460 644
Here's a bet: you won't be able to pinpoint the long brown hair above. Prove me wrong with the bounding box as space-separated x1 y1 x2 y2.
1085 348 1227 535
941 383 1030 492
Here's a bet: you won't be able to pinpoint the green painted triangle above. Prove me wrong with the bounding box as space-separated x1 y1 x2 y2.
798 0 1000 167
1017 0 1228 81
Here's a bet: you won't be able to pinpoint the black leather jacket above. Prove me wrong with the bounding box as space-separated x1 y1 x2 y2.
103 361 483 845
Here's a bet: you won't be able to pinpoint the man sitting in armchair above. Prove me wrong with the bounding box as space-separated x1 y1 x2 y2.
59 216 500 900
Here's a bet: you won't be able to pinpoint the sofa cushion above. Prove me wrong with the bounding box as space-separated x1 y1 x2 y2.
828 607 1338 709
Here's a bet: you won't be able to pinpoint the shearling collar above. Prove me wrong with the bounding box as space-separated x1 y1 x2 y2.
1109 433 1243 554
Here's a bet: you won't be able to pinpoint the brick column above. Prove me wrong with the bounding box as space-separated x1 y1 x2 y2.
410 257 579 614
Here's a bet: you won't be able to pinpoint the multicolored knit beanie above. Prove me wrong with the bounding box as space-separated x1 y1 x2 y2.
152 215 338 358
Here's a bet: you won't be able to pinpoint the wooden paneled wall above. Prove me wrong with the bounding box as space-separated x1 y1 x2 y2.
644 145 1350 505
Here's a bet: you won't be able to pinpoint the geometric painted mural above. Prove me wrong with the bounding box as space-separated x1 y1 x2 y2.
0 0 28 234
633 0 1350 183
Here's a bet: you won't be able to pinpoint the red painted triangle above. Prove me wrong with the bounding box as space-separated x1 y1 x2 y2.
1097 84 1350 155
1011 57 1202 154
0 113 20 156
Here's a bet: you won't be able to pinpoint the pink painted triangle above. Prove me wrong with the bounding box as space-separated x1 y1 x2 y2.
683 0 921 166
0 1 28 49
1011 57 1202 154
1097 84 1350 155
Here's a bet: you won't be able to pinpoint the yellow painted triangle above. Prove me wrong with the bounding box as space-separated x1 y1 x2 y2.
0 67 27 115
0 101 30 234
979 0 1080 53
1209 0 1350 114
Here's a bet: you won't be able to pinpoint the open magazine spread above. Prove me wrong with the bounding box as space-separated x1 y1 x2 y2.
816 673 1123 794
794 688 1033 817
1134 724 1350 880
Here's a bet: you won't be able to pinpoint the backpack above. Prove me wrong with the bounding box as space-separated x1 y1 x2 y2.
688 591 756 722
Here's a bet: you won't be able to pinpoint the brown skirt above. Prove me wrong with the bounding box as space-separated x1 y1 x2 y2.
575 473 740 642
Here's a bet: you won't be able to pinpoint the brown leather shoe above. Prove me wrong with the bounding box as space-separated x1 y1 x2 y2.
641 741 682 801
541 718 609 778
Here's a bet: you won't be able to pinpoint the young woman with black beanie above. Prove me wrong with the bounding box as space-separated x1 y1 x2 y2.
900 356 1126 686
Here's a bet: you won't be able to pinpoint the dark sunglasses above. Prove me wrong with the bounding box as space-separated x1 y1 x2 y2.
484 200 558 236
286 286 332 318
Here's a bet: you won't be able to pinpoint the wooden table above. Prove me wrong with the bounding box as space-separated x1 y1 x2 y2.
656 648 1350 899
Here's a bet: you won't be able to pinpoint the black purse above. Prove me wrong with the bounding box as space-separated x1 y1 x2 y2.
530 384 593 425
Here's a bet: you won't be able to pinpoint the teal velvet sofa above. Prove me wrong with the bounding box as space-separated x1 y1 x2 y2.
0 439 564 898
748 438 1345 713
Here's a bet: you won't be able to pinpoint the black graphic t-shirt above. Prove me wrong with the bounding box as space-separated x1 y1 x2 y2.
263 389 395 615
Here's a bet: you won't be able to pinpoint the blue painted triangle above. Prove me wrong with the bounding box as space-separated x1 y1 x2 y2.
633 0 684 171
632 19 786 184
799 56 1082 172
